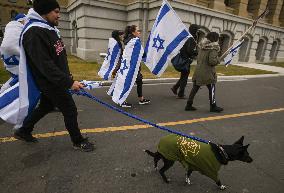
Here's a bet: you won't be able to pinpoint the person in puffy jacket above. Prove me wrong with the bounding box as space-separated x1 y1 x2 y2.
185 32 223 113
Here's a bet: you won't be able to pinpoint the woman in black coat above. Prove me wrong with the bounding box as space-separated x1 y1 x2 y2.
171 24 200 98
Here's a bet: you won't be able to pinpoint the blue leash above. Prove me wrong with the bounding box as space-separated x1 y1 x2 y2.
71 89 209 144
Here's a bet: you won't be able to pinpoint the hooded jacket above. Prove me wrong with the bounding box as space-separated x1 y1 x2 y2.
23 25 73 92
192 38 220 86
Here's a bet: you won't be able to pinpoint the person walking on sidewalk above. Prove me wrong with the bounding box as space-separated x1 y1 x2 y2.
120 25 150 108
171 24 200 99
14 0 94 152
185 32 223 113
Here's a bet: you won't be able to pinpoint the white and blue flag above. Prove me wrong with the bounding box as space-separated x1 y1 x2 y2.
111 37 144 105
143 0 191 77
224 39 244 66
98 38 122 80
80 80 103 90
0 20 24 76
0 9 59 128
0 19 25 94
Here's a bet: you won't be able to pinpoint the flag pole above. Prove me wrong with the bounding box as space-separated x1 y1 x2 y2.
220 2 270 60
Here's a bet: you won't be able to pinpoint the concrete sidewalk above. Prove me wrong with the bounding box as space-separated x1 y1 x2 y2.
234 63 284 74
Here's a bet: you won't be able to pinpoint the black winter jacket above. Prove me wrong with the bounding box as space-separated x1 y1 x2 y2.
23 26 73 92
180 37 198 60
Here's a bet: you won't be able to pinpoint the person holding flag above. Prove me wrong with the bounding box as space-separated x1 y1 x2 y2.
185 32 223 113
11 0 94 152
109 25 150 108
98 30 124 80
170 24 200 99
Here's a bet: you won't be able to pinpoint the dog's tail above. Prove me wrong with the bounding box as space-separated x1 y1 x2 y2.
144 149 157 157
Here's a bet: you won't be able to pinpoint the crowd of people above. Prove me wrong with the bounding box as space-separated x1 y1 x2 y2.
0 0 224 152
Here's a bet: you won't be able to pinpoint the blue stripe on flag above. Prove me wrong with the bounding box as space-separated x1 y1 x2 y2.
152 29 189 75
119 40 142 100
230 42 243 53
156 3 170 27
104 43 120 80
143 31 151 62
144 2 170 61
26 64 40 114
0 86 19 109
9 76 18 87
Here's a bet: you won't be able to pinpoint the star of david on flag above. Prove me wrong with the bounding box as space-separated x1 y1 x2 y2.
120 59 128 75
224 39 244 66
143 0 191 77
152 34 165 52
110 37 144 105
98 38 122 80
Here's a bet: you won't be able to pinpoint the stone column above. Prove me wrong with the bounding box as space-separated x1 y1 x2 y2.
280 3 284 27
266 0 282 26
255 0 269 18
209 0 226 11
230 0 249 18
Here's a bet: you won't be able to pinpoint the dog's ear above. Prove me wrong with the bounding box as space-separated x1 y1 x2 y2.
234 136 244 145
243 144 250 149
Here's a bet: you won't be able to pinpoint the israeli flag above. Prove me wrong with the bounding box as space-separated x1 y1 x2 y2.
80 80 103 90
98 38 122 80
143 0 191 77
0 9 58 128
0 76 19 94
107 74 117 97
0 20 24 76
111 37 144 105
224 39 244 66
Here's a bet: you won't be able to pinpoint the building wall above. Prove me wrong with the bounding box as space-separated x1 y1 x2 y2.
66 0 284 62
1 0 283 63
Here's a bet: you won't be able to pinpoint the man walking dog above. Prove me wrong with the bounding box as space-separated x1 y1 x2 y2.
14 0 94 152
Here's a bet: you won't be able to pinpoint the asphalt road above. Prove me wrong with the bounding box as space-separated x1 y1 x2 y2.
0 76 284 193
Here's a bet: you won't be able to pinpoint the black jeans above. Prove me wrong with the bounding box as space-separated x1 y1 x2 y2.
136 71 143 98
19 89 84 144
187 82 216 106
173 70 190 97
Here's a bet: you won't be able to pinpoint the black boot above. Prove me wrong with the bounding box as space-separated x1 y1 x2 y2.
185 102 197 111
210 104 223 113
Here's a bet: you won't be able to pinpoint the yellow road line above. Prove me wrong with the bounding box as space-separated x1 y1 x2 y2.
1 107 284 143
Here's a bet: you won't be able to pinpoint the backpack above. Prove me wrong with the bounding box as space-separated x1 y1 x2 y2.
171 53 193 72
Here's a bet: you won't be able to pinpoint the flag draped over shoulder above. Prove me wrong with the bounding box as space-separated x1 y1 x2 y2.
0 9 59 128
143 0 191 77
0 20 23 76
98 38 122 80
110 37 144 105
0 20 24 94
224 39 244 66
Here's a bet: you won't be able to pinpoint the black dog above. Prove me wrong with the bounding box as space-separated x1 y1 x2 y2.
145 134 253 190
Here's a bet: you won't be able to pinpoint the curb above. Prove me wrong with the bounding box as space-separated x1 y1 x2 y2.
1 73 283 88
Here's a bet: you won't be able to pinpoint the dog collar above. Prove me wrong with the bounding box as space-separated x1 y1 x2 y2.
217 145 229 164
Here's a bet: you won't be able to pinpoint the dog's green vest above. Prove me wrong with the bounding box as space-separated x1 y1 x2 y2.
157 134 221 182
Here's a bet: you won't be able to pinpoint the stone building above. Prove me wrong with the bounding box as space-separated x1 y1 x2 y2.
1 0 284 63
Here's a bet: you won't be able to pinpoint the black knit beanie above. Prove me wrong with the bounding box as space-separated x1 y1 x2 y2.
33 0 60 15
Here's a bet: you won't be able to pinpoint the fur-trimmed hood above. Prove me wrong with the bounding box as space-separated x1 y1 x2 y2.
199 38 220 52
